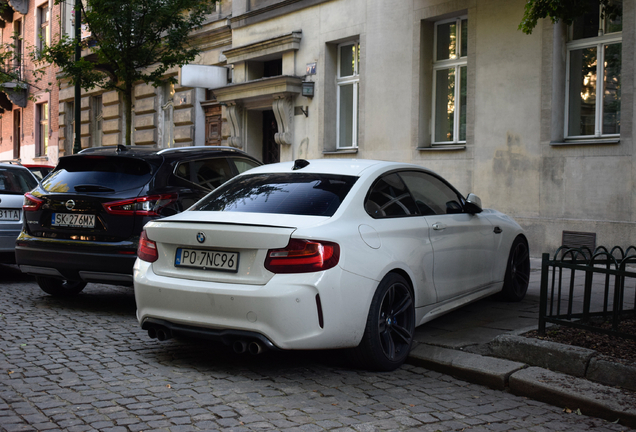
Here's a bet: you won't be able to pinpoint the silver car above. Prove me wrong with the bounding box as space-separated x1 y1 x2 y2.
0 163 38 263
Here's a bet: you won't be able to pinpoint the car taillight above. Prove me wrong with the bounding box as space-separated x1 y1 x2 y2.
265 239 340 274
103 194 177 216
138 230 158 263
23 192 44 211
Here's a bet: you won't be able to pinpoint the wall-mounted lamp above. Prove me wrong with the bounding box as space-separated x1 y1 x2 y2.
301 81 314 98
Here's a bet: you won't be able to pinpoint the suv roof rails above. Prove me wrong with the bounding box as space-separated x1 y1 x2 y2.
157 146 242 155
0 159 22 165
78 145 159 154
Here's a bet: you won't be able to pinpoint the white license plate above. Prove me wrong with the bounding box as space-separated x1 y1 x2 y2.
51 213 96 228
175 248 239 272
0 209 20 221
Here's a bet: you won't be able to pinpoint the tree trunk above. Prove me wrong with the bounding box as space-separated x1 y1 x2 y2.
123 84 133 146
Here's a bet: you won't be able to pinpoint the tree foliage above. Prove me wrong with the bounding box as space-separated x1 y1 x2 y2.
519 0 622 34
35 0 217 145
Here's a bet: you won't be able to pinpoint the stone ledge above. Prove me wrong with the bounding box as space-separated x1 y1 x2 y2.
509 367 636 428
408 344 526 390
487 334 636 391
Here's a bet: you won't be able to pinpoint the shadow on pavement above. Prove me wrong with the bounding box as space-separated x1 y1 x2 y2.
0 263 35 283
35 284 137 316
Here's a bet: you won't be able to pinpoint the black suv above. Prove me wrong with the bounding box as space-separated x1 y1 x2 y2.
15 145 261 296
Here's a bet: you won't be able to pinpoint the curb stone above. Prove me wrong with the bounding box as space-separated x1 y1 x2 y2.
509 367 636 428
488 334 595 377
407 339 636 429
487 334 636 391
408 344 526 390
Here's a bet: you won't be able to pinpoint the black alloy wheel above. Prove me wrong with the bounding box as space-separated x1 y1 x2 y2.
351 273 415 371
500 236 530 302
36 276 87 297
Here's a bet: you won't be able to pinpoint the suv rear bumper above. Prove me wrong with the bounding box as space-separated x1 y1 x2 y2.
15 234 136 285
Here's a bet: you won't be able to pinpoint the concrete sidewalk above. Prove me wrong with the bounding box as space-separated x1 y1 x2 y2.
407 258 636 428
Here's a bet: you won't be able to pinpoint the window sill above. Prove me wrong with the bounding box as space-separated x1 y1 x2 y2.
550 138 620 146
417 145 466 151
323 148 358 155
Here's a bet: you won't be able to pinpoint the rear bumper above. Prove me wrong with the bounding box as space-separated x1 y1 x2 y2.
15 233 136 285
0 226 21 253
134 259 377 350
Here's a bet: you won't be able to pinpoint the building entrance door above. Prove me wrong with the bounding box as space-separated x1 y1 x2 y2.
262 110 279 164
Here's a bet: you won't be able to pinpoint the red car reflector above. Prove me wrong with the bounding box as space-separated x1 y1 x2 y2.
23 192 44 211
265 239 340 274
138 230 158 263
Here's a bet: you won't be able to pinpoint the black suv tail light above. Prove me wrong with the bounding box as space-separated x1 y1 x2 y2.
23 192 44 211
103 194 177 216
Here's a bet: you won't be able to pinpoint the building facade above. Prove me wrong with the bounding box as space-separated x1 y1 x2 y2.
0 0 68 165
7 0 634 257
188 0 634 257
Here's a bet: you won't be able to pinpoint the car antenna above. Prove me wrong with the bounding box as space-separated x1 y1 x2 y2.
117 144 128 153
292 159 310 170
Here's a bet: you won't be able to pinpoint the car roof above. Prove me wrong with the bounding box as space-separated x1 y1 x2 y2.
0 162 31 171
242 159 434 178
0 162 40 182
77 145 254 159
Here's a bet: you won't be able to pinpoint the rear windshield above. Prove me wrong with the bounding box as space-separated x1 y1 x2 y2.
193 173 358 216
0 167 38 194
41 156 156 193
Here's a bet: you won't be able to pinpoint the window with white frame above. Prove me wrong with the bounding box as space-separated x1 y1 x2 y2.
432 17 467 145
337 41 360 149
37 3 50 52
63 0 74 38
566 0 622 139
37 102 49 156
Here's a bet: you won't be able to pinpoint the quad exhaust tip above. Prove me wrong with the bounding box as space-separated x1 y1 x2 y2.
147 326 172 341
145 323 268 355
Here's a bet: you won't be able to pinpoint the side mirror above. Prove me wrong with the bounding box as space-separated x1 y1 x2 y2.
465 193 483 214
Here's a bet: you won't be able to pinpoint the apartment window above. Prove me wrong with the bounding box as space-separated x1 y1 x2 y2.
63 0 74 38
13 20 23 74
337 41 360 149
92 96 102 147
37 3 50 52
432 17 467 144
37 102 49 156
566 0 622 139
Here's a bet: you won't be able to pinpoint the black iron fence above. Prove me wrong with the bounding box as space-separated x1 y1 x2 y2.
539 246 636 341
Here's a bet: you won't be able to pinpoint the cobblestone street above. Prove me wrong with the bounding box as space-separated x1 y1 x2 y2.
1 263 633 432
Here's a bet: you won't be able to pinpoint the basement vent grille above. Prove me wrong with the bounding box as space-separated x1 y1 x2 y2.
561 230 597 259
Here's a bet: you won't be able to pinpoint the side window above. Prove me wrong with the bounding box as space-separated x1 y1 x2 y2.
365 173 417 218
175 158 233 191
231 158 261 174
398 171 463 215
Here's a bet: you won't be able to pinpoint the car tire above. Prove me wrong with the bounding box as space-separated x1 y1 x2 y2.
36 276 87 297
500 236 530 302
350 273 415 371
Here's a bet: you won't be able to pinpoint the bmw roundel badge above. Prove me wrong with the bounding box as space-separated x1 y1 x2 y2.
196 232 206 244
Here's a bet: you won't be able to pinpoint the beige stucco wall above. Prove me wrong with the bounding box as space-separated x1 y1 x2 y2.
222 0 636 257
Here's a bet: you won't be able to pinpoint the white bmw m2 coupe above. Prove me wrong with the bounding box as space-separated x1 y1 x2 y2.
133 159 530 371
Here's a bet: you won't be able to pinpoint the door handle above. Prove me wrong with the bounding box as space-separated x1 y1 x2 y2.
432 223 446 230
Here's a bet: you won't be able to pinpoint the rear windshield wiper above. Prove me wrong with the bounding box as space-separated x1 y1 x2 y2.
74 184 116 192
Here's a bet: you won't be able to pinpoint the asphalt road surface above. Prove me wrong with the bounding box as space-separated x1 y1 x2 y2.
1 263 632 432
